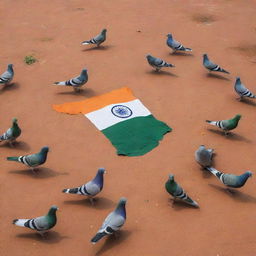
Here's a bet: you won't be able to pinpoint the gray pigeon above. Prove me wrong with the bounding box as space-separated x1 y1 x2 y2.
205 167 252 189
166 34 192 52
91 197 127 244
0 118 21 146
234 77 256 101
203 54 229 74
13 205 58 236
62 168 105 204
165 174 199 208
0 64 14 85
7 146 49 171
195 145 214 167
146 54 175 72
81 29 107 47
53 69 88 92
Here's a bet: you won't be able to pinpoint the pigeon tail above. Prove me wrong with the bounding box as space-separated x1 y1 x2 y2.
184 47 192 51
185 197 199 208
205 120 217 126
205 166 222 177
81 40 91 45
220 68 230 74
13 219 28 227
53 81 66 86
62 188 79 194
7 156 19 161
91 232 108 244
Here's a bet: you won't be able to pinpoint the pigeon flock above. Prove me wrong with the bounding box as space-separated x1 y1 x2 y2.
1 28 254 246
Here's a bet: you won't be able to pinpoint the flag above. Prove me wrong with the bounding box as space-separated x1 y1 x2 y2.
53 87 171 156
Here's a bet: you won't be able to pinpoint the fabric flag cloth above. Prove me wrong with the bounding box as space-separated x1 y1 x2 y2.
53 87 172 156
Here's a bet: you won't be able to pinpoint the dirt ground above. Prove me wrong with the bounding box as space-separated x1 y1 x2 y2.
1 0 256 255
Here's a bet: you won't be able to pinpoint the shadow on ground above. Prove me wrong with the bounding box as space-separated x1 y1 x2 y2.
94 230 132 256
207 128 252 143
146 70 178 77
0 83 20 93
206 73 230 81
209 184 256 203
63 197 115 210
0 141 30 151
56 88 96 97
9 167 69 179
81 45 114 52
16 231 69 244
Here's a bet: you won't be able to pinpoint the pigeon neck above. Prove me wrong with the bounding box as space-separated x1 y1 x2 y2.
115 202 126 218
46 208 57 225
165 179 177 194
93 171 104 189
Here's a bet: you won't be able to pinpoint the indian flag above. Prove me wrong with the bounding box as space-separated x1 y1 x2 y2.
53 87 171 156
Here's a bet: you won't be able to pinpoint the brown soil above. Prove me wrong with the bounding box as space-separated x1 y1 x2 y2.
1 0 256 256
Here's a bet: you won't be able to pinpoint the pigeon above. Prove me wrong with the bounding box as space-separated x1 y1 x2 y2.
62 168 106 204
234 77 256 101
91 197 127 244
203 54 230 74
7 146 49 171
195 145 214 168
166 34 192 52
0 64 14 85
53 69 88 92
0 118 21 146
81 29 107 47
165 174 199 208
13 205 58 236
146 54 175 72
205 167 252 189
206 114 241 135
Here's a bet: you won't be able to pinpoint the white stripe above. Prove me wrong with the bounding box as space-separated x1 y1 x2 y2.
85 99 151 130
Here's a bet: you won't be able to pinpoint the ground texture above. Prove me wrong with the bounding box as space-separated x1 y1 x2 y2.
1 0 256 255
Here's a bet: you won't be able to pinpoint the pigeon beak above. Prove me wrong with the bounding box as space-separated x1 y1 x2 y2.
104 170 107 174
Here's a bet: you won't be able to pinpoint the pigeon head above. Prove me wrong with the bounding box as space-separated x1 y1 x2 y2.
119 197 127 205
81 69 88 75
199 145 205 149
245 171 253 178
168 174 175 181
48 205 59 215
167 33 172 38
146 54 152 60
98 168 106 174
234 114 242 120
101 29 107 34
235 77 241 83
12 118 18 124
41 146 49 153
8 64 13 71
203 54 208 59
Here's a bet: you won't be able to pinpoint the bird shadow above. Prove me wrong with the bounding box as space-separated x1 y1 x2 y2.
0 141 30 151
169 51 194 57
206 73 230 81
207 128 251 143
94 230 132 256
81 45 113 52
63 197 115 210
0 82 20 93
146 70 178 77
168 198 199 211
56 88 96 97
208 184 256 203
16 231 69 244
238 98 256 107
9 167 69 179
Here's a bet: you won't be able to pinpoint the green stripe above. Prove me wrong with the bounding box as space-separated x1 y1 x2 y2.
102 115 172 156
